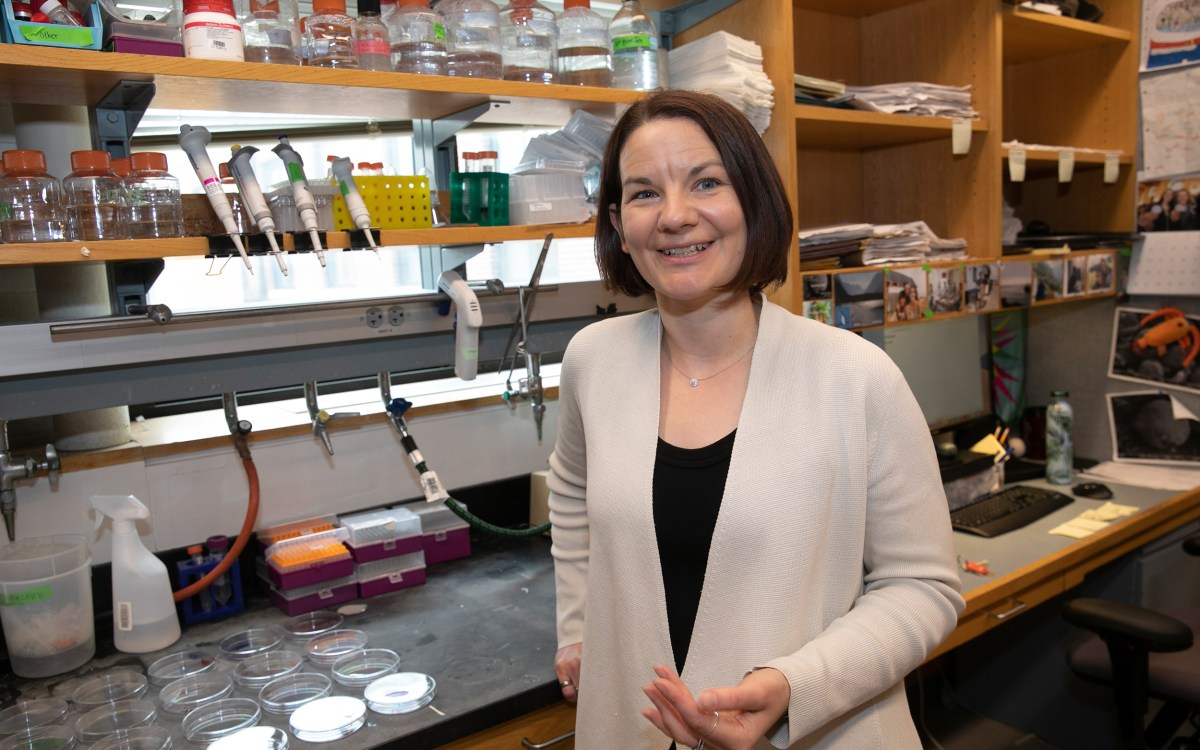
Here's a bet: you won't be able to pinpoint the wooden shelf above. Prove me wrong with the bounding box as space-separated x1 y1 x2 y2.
1002 6 1133 64
792 0 928 17
0 46 638 126
0 222 596 266
794 105 987 149
1003 146 1133 178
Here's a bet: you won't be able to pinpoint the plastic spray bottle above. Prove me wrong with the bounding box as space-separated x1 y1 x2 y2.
90 495 182 654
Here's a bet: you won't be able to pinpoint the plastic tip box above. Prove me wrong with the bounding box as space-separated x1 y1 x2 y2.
338 507 422 564
257 515 338 552
264 528 352 590
355 551 426 599
404 502 471 565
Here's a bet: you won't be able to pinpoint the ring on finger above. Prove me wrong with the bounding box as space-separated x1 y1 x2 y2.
700 711 719 736
691 740 705 750
559 678 574 688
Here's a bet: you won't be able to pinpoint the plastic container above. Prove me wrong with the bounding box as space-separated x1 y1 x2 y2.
146 649 218 686
217 626 284 661
0 534 94 678
266 182 338 233
288 696 365 743
263 528 353 589
73 700 156 745
0 699 68 735
63 150 128 241
330 648 400 687
0 726 76 750
439 0 501 79
124 152 183 239
256 515 337 550
232 649 304 688
262 571 358 617
386 0 445 75
449 171 508 226
362 672 436 714
355 551 426 598
157 672 234 715
338 507 422 563
330 175 432 230
354 0 390 70
0 150 66 244
1 0 103 50
209 726 287 750
88 726 173 750
240 0 299 63
304 0 356 68
280 609 343 643
499 0 556 83
608 0 659 91
1046 389 1074 485
509 171 590 225
408 501 472 564
557 0 609 87
181 698 260 744
89 495 180 654
303 628 367 666
182 0 244 60
71 672 149 709
98 0 182 56
257 673 332 715
37 0 80 25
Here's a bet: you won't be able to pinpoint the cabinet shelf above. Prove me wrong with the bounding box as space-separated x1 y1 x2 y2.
0 46 638 126
0 222 596 266
792 0 927 16
794 105 987 149
1002 6 1133 64
1003 146 1133 178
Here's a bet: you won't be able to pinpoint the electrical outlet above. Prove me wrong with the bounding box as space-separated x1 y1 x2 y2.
387 306 405 327
364 307 384 328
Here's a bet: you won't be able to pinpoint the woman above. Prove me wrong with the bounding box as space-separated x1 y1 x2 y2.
548 90 964 750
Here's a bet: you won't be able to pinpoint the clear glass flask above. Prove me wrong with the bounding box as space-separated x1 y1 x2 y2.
439 0 502 79
387 0 446 75
556 0 610 87
63 150 129 241
609 0 659 91
499 0 556 83
354 0 392 70
124 152 184 239
304 0 357 68
241 0 301 64
0 150 66 243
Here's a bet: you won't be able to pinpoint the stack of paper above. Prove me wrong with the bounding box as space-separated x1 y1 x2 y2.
798 223 873 267
794 73 854 110
862 221 968 265
845 82 977 118
668 31 775 134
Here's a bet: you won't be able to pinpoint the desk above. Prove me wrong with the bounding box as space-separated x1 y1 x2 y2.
932 478 1200 661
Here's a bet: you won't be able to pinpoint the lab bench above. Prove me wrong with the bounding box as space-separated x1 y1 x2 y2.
0 535 565 750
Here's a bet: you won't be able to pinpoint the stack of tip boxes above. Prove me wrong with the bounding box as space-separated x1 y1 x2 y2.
256 502 471 616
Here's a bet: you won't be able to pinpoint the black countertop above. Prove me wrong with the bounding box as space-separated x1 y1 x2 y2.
1 535 563 750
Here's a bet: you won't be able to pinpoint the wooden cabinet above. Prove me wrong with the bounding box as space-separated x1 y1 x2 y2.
436 701 575 750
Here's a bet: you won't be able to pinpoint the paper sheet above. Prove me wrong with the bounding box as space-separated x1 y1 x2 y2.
1078 460 1200 491
1140 68 1200 179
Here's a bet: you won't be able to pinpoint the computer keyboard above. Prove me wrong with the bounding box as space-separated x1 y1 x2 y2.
950 485 1075 538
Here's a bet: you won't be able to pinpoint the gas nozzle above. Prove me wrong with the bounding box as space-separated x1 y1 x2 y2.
228 145 288 276
271 136 326 267
437 270 482 381
178 125 251 273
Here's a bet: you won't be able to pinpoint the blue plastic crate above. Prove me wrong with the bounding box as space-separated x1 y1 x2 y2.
2 0 103 50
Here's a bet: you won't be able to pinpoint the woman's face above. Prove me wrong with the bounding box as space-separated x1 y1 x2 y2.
608 118 747 309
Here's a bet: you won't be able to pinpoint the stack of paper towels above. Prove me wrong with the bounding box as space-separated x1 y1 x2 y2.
667 31 774 135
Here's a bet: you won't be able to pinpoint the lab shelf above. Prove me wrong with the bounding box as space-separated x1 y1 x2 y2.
794 105 988 150
0 223 596 266
1002 146 1134 179
0 46 639 126
1002 6 1133 65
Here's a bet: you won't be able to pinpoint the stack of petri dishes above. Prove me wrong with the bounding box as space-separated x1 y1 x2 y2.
156 673 234 716
258 673 332 716
209 726 288 750
232 651 304 690
280 611 343 645
90 726 173 750
74 700 157 745
0 699 68 736
288 696 366 743
72 673 149 710
146 650 218 687
362 672 437 715
330 649 399 688
217 628 284 662
181 698 261 745
0 725 77 750
303 629 367 667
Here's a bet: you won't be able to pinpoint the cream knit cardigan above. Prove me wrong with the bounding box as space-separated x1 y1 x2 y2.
548 300 965 749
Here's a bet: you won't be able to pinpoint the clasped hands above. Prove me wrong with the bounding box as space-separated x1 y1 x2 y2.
642 664 791 750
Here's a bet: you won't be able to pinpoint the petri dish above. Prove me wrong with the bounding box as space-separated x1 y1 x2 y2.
257 673 332 716
181 698 261 744
89 727 173 750
217 628 284 662
146 649 218 686
73 699 157 745
303 629 367 667
0 699 69 735
363 672 436 715
0 726 76 750
232 650 304 689
287 696 365 743
156 672 234 715
280 611 343 644
331 648 400 687
71 672 149 709
208 726 288 750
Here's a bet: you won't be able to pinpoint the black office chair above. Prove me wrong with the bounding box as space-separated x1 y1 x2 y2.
1062 534 1200 750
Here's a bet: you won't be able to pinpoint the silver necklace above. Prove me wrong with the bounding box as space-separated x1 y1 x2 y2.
667 342 755 388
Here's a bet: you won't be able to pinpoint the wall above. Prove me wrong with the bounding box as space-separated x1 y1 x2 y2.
4 401 557 566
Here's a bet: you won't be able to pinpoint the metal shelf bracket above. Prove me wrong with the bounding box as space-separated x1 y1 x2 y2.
90 80 156 159
653 0 741 49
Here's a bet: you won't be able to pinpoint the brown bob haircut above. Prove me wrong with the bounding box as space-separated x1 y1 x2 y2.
595 89 792 298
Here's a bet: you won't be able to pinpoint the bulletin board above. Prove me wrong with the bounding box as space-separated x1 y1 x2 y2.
1127 231 1200 296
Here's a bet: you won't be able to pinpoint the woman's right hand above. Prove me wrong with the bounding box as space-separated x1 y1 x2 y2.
555 642 582 703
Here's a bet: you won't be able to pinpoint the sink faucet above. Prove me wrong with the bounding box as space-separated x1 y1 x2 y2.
0 420 61 541
304 382 359 456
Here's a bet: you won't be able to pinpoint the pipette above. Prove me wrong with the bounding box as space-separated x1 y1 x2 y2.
228 145 288 276
178 125 251 273
329 156 377 253
271 136 326 267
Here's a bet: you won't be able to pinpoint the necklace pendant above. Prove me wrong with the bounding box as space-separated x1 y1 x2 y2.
689 378 699 388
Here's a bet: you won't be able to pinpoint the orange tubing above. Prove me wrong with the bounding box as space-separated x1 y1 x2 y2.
173 439 260 603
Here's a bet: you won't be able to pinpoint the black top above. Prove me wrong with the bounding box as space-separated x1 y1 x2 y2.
653 429 735 672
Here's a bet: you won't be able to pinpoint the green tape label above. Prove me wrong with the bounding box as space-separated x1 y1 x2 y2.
286 162 305 183
612 34 651 52
21 24 94 46
0 586 53 606
339 181 350 196
435 23 446 42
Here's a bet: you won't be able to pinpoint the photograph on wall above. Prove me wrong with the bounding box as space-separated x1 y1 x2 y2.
927 266 963 315
1108 391 1200 465
1064 256 1088 297
1109 306 1200 393
802 274 834 325
1087 253 1116 293
1137 176 1200 231
1001 260 1033 308
833 271 885 330
1141 0 1200 71
1032 259 1064 302
964 262 1000 313
884 267 926 322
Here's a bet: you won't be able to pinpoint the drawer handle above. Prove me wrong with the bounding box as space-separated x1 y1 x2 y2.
988 599 1028 621
521 730 575 748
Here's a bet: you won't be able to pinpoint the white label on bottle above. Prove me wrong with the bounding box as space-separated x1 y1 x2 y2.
1009 148 1026 182
951 118 970 155
1058 150 1075 183
1104 152 1119 184
117 601 133 631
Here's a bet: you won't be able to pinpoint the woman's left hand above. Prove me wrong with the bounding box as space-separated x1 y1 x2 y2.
641 664 790 750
